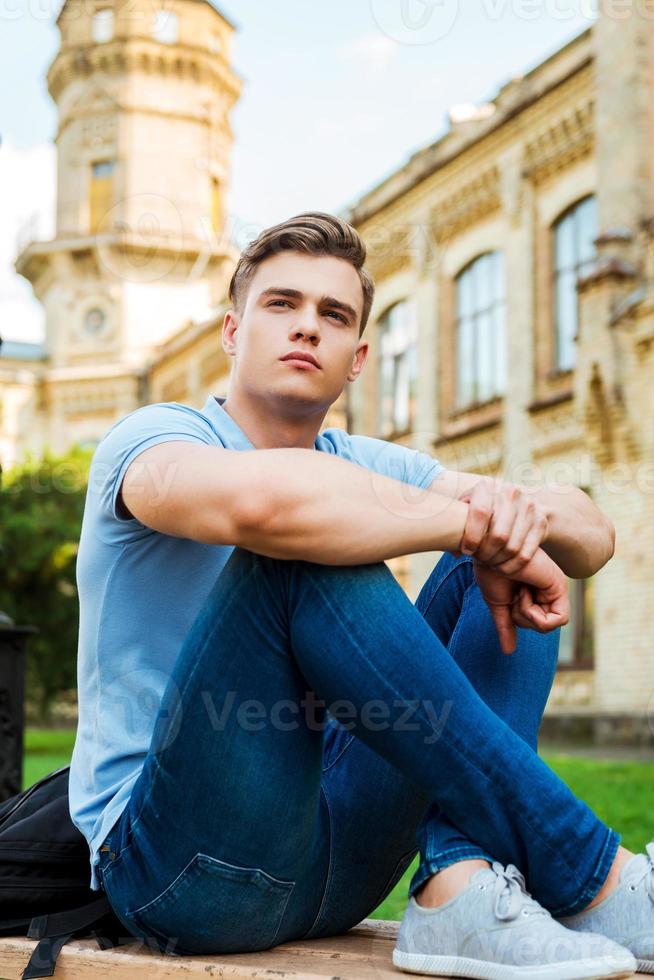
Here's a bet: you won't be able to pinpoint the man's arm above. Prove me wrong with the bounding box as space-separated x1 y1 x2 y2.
121 441 571 651
120 440 471 563
428 468 615 579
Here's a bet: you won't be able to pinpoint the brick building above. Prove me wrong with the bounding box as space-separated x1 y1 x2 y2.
345 6 654 740
2 2 653 736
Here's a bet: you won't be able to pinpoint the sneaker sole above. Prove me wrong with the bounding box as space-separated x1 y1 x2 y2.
392 949 636 979
638 961 654 974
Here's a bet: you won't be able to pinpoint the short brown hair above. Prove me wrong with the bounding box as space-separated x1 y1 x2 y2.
228 211 375 337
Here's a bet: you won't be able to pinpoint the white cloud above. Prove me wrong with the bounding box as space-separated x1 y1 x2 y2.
0 138 56 343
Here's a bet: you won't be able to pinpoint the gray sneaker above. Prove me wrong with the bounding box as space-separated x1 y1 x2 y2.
557 841 654 974
392 861 636 979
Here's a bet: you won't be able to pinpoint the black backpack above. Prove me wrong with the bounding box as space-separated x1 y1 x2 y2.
0 765 137 978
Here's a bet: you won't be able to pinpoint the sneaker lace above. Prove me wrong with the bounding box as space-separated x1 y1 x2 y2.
634 840 654 902
489 860 549 922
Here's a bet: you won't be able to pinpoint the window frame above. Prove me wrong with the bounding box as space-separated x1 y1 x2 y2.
376 299 418 439
556 576 595 671
453 250 506 410
551 194 598 373
151 9 179 44
92 8 114 43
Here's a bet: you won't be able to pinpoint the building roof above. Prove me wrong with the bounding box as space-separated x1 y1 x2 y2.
344 24 593 225
0 339 48 361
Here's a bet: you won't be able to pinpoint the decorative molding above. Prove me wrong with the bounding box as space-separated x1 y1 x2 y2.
49 40 242 103
527 389 574 413
581 362 641 465
364 226 413 282
430 166 501 238
522 100 594 185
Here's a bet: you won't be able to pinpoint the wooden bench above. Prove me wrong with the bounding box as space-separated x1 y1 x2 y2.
0 918 402 980
0 920 648 980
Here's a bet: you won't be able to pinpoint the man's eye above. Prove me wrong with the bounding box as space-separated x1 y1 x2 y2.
325 311 347 323
269 300 291 308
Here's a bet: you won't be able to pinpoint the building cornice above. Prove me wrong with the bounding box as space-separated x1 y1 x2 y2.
345 27 593 226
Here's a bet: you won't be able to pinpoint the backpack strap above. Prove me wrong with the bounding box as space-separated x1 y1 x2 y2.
27 897 113 940
21 934 73 980
22 897 116 979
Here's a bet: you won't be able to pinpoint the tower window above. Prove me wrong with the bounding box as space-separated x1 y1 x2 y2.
89 160 115 233
152 9 179 44
92 8 114 43
211 177 221 233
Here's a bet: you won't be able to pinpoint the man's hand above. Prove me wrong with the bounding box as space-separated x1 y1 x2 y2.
455 479 549 574
473 548 570 655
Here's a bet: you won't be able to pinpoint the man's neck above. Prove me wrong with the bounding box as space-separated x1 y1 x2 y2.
219 389 326 450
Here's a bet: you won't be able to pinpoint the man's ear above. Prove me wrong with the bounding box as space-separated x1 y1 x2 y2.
222 309 239 357
347 341 368 382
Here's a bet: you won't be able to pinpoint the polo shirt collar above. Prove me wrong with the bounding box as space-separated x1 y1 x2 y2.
202 394 255 451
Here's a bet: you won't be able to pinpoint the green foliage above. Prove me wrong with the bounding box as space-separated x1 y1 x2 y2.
0 447 93 719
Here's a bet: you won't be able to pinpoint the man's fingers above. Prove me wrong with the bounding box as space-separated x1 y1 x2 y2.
491 510 541 574
460 484 494 555
517 585 569 631
489 603 517 655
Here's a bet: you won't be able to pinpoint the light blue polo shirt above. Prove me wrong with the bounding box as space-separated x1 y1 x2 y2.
68 394 444 890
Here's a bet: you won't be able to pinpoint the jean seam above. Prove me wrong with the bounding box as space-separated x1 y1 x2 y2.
550 827 621 918
446 583 474 653
301 784 334 938
419 556 474 621
373 847 417 907
321 731 356 774
410 847 496 895
302 566 597 903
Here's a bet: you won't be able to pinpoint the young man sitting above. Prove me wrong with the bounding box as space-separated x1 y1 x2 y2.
69 212 652 979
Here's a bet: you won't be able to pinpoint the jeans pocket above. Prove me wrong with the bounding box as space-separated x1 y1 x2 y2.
127 852 295 955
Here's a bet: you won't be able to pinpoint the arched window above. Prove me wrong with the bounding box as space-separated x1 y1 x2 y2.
552 195 598 371
152 9 179 43
92 8 114 43
377 299 417 437
455 251 506 408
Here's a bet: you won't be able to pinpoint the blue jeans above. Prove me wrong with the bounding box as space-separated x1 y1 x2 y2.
97 548 620 956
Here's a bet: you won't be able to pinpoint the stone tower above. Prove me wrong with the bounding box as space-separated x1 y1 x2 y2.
15 0 241 385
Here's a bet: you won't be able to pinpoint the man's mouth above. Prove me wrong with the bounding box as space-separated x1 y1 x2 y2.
280 351 321 370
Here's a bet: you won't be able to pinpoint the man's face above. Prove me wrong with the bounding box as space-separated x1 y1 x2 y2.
222 251 369 413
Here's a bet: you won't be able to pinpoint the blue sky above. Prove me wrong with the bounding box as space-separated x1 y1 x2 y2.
0 0 595 341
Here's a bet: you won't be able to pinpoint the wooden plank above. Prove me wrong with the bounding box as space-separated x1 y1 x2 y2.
0 919 402 980
0 921 648 980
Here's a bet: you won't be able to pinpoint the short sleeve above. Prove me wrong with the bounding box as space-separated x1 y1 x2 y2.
87 402 218 537
324 431 444 489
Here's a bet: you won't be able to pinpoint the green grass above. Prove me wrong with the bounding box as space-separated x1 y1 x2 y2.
21 730 653 921
373 753 654 920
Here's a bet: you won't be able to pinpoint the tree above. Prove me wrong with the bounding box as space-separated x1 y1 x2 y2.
0 447 93 721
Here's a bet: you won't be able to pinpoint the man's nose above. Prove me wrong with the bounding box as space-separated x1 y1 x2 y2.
291 307 321 342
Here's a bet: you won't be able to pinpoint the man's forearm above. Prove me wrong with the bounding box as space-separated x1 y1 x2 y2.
525 484 615 578
236 449 469 564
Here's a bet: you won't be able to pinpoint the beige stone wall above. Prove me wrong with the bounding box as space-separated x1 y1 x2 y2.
347 10 654 725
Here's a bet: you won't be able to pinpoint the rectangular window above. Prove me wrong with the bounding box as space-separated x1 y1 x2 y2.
89 160 115 233
552 196 598 372
377 300 418 437
558 575 595 669
454 251 505 409
211 177 221 234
